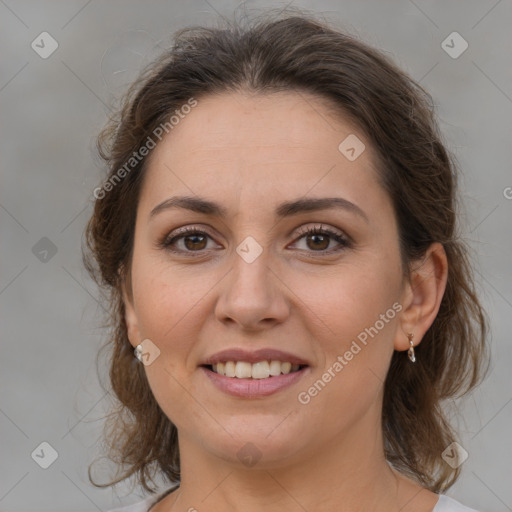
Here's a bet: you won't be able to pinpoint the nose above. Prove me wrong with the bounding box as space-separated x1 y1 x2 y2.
214 247 290 332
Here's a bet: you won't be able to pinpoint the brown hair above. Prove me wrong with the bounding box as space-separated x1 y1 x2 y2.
83 7 490 495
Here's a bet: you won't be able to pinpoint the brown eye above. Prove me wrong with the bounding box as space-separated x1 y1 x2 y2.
159 224 350 257
160 227 218 254
181 233 208 251
291 225 350 253
305 232 330 251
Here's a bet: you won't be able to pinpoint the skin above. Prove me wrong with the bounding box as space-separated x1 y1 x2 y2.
122 91 448 512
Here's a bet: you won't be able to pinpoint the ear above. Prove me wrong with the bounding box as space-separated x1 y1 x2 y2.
120 267 141 349
395 242 448 351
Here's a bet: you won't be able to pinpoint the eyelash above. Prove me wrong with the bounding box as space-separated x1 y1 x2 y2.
158 224 351 257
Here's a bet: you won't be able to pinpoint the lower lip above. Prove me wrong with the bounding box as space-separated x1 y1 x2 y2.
201 366 309 398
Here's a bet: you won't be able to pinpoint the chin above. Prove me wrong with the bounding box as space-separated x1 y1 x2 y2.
198 421 309 469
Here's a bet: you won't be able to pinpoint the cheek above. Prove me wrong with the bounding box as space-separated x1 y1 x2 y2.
292 261 400 399
132 266 211 427
293 257 399 340
131 251 202 334
130 256 219 382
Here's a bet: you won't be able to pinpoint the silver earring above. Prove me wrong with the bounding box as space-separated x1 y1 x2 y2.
134 343 143 362
407 333 416 363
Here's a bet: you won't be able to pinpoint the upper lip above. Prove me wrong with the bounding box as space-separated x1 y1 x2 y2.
201 348 310 366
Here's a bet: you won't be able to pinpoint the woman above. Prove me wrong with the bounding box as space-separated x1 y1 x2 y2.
83 9 490 512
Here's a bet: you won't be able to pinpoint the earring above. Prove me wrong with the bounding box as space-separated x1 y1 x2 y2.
407 333 416 363
134 343 143 362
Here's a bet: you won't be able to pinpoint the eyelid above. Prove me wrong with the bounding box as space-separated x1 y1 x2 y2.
159 225 221 251
292 223 349 242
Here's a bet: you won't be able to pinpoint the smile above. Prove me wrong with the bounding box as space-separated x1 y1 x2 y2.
206 360 304 379
200 363 309 398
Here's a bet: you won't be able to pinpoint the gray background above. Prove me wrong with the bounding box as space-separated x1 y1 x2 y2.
1 0 511 511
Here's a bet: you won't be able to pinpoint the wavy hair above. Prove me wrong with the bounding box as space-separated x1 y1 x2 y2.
83 7 490 495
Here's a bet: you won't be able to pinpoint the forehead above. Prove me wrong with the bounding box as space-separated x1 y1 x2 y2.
151 91 365 158
138 90 389 221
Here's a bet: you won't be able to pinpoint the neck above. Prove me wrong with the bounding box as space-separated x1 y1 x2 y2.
164 409 411 512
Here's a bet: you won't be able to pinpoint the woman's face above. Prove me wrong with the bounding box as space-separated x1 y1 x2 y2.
124 91 409 468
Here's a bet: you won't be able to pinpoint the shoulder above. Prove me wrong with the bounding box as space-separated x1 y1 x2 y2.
104 485 179 512
433 494 481 512
104 491 482 512
104 494 161 512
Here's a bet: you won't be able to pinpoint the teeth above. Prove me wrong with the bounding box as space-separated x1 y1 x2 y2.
269 360 282 376
225 361 236 377
251 361 269 379
211 360 303 378
281 362 292 374
235 361 252 379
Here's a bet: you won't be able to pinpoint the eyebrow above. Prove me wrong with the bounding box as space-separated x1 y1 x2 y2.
149 195 369 223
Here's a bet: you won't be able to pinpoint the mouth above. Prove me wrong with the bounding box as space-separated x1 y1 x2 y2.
201 360 307 379
200 362 309 398
199 348 311 397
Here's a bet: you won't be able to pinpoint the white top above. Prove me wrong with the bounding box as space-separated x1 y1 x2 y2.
105 492 481 511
